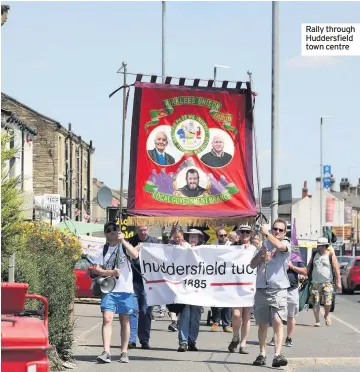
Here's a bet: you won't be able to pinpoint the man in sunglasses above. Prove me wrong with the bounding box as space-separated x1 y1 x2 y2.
210 228 232 333
89 221 139 364
250 219 291 368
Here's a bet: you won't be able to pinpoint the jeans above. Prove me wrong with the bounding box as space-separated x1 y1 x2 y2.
211 307 232 327
178 305 202 345
130 283 152 344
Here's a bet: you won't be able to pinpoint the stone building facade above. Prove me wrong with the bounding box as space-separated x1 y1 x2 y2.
1 92 95 221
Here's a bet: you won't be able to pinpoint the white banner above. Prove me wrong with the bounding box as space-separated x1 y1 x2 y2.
140 244 257 307
34 194 61 225
78 235 105 257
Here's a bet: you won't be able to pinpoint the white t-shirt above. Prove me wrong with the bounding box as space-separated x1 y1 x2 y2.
95 244 134 293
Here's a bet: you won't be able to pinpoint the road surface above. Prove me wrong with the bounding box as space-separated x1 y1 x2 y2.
72 292 360 372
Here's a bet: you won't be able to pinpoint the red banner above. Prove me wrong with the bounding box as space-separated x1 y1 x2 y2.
127 81 256 226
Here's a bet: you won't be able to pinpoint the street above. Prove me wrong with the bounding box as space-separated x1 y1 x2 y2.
73 293 360 372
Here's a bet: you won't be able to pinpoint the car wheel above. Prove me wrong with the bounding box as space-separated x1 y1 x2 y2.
347 281 355 295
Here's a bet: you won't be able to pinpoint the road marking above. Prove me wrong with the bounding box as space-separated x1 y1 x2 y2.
75 321 102 343
320 308 360 334
288 357 360 366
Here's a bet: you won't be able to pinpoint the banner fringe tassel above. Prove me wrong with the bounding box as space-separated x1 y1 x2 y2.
126 216 257 227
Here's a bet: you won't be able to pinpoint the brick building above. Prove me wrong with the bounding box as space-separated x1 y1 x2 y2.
1 92 95 221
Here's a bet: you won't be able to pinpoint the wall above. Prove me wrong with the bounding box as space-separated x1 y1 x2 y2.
292 189 345 244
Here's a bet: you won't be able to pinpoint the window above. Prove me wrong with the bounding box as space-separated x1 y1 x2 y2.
9 135 15 178
354 259 360 267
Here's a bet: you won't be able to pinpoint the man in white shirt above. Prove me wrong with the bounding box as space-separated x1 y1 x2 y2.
88 221 139 364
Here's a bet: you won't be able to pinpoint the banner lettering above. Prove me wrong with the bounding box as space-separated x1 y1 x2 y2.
139 243 257 307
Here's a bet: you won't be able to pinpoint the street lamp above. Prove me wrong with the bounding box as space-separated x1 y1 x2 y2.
320 115 332 235
213 64 230 87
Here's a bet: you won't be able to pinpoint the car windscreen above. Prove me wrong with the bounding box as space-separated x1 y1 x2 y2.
74 258 91 270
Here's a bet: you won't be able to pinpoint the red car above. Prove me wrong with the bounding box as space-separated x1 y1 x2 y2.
74 256 94 298
341 256 360 294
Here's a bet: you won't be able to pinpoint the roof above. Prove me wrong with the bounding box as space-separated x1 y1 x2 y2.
1 109 37 135
331 191 360 209
1 92 94 150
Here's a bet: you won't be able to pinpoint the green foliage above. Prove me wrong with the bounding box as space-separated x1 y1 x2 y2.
1 132 24 251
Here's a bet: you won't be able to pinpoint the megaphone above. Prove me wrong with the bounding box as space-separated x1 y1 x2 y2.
92 276 116 297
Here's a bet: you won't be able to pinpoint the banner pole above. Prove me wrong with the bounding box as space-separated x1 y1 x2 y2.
247 70 263 226
119 61 127 224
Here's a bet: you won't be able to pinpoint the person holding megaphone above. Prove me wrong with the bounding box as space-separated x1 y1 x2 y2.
88 221 139 364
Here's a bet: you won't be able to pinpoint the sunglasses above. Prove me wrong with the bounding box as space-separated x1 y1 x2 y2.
272 227 284 233
105 226 119 233
219 234 227 238
240 231 251 235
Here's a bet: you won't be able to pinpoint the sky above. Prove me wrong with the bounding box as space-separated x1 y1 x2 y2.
1 1 360 198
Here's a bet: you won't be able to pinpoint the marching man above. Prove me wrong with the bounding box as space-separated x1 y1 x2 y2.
88 221 139 364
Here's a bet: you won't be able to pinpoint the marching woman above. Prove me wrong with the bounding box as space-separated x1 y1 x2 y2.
228 225 257 354
175 229 204 352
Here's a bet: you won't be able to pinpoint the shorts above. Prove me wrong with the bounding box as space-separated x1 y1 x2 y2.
100 292 137 315
254 288 288 325
287 287 299 318
308 282 334 306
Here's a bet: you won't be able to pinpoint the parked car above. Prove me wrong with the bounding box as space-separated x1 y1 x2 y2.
74 256 94 298
341 256 360 294
337 255 354 275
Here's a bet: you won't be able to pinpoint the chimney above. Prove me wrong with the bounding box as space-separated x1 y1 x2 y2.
339 178 350 194
302 181 308 198
330 175 336 191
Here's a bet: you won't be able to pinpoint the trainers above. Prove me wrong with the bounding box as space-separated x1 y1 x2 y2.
128 342 136 349
119 352 129 363
168 322 178 332
239 346 249 354
188 343 198 351
141 342 151 349
285 337 293 347
211 322 219 332
223 326 233 333
228 339 239 353
272 355 288 367
177 343 187 352
253 354 266 366
97 351 111 363
268 337 275 346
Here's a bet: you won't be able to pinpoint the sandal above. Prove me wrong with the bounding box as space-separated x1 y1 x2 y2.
325 316 332 326
314 322 321 327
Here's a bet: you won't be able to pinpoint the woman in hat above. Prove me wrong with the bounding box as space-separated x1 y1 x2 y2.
175 229 204 352
228 224 256 354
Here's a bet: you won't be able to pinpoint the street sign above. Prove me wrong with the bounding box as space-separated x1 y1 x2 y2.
323 164 331 189
261 184 292 207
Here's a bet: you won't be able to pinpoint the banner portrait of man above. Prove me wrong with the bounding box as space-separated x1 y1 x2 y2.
127 77 257 226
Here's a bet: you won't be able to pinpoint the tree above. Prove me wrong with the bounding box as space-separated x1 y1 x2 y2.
1 132 24 251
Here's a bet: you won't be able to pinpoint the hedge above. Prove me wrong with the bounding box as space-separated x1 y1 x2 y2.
1 222 82 363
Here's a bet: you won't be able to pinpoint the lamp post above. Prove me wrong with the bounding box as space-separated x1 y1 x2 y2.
319 116 332 236
213 64 230 87
270 1 279 225
162 1 166 83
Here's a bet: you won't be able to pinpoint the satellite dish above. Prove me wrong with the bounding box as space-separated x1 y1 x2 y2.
97 186 113 209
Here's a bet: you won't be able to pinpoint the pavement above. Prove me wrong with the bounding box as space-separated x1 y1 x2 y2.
72 292 360 372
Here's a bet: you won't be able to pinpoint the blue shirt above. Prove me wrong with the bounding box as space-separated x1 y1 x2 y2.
287 261 306 289
155 149 167 165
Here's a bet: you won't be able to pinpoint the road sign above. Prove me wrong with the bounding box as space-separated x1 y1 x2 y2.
323 164 331 189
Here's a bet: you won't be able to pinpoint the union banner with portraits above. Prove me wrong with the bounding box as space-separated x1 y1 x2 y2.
127 80 256 226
